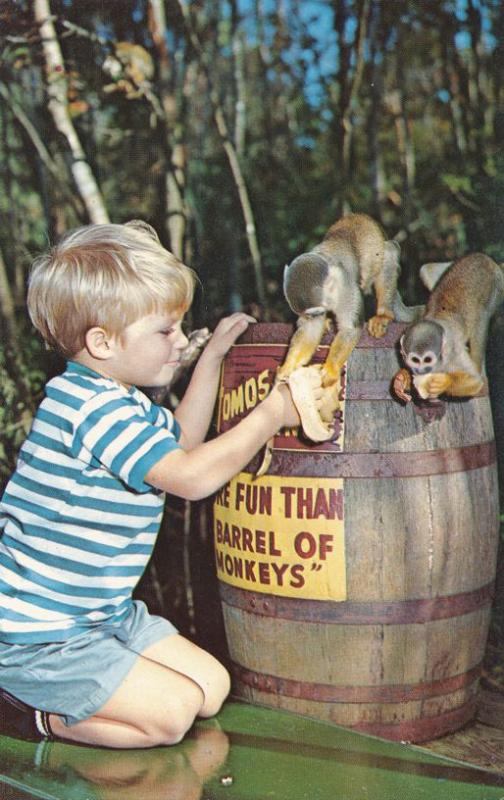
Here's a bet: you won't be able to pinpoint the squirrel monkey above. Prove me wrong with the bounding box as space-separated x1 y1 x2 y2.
255 214 422 477
278 213 422 418
103 42 154 99
393 252 504 403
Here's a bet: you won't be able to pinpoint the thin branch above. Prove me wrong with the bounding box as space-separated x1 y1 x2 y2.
0 80 84 215
175 0 266 310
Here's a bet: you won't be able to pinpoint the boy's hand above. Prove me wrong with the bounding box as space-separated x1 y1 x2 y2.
205 313 256 360
268 382 301 429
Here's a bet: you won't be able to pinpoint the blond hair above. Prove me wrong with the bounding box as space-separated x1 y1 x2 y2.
28 221 195 358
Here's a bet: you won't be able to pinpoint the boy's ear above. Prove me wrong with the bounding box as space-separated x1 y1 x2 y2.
84 327 116 360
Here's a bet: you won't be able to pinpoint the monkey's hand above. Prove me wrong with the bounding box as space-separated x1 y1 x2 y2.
416 370 484 399
318 382 341 423
413 372 451 399
320 360 341 387
317 363 342 421
392 368 412 403
368 312 393 338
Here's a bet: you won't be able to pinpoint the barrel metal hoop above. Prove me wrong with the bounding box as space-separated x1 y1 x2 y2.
219 581 495 624
350 699 477 743
237 321 407 348
266 440 496 478
231 661 482 704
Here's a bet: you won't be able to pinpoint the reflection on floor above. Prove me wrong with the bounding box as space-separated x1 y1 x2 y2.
2 701 504 800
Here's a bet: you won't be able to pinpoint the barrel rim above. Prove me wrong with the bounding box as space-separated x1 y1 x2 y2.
235 321 407 348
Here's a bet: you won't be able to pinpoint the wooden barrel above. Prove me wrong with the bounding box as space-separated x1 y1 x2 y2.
213 322 500 743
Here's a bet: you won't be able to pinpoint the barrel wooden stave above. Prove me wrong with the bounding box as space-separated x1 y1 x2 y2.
343 471 498 603
223 607 489 686
222 610 490 740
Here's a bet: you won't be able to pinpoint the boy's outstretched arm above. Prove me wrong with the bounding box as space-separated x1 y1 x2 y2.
146 382 300 500
174 312 255 449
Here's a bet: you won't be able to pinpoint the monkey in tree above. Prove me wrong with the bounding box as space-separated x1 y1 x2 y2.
393 253 504 403
103 42 154 99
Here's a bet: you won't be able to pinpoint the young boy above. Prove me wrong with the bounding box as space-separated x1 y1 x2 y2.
0 220 303 749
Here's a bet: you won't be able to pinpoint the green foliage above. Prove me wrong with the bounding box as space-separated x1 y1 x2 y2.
0 338 46 490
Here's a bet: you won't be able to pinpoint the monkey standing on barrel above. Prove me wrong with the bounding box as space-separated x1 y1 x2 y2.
255 214 422 476
393 253 504 403
278 213 422 424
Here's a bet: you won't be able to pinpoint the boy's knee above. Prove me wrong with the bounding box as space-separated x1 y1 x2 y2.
152 720 191 746
147 664 231 743
147 680 204 746
147 725 188 747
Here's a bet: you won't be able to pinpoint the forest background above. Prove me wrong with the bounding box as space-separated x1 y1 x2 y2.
1 0 504 680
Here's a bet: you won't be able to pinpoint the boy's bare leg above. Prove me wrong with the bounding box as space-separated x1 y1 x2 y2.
139 634 231 719
49 635 230 749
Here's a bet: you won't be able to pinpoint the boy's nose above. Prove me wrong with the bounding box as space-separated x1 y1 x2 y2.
175 330 189 351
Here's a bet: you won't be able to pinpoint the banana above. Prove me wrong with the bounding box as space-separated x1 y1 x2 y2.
254 366 335 478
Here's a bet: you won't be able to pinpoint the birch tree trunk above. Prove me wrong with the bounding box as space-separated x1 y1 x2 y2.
441 42 469 161
367 1 386 221
33 0 109 224
385 19 416 230
230 0 247 158
466 0 486 166
340 0 370 214
148 0 188 260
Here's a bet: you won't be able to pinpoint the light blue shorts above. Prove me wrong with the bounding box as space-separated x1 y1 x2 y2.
0 600 178 726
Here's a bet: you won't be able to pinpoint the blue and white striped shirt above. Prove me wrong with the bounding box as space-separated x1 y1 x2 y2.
0 361 181 644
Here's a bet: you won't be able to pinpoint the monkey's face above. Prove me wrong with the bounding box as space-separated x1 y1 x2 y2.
400 320 443 375
402 347 439 375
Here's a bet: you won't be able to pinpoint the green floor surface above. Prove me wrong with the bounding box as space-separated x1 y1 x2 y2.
1 702 504 800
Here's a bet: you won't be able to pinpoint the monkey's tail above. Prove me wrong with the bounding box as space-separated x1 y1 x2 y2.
419 261 452 291
392 291 424 323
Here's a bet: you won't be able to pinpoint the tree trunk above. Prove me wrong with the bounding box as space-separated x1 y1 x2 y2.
385 66 415 228
332 0 351 213
148 0 188 260
230 0 247 158
340 0 370 213
441 38 469 161
33 0 109 224
466 0 486 166
367 0 386 220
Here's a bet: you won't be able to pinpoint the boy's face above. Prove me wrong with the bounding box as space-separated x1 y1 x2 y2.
110 311 189 388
